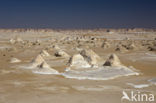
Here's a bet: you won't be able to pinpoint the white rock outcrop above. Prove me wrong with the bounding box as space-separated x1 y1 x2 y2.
68 54 91 69
103 54 122 66
10 58 21 63
80 49 101 66
40 50 50 57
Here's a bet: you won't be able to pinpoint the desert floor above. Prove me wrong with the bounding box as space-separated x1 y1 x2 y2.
0 29 156 103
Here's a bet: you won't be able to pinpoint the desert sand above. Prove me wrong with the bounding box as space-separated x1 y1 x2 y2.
0 28 156 103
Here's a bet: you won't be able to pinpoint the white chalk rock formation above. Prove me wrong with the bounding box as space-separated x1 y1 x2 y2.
9 39 16 44
28 54 59 74
68 54 91 69
40 50 50 57
103 54 122 66
115 45 128 52
63 54 139 80
32 61 59 74
10 58 21 63
55 50 70 58
15 37 24 43
101 42 110 48
31 54 45 68
9 37 24 44
127 43 136 50
75 47 83 52
16 37 24 42
80 49 101 66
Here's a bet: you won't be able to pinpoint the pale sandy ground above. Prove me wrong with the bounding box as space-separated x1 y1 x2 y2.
0 29 156 103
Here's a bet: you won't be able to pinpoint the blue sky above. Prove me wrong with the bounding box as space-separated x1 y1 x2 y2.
0 0 155 28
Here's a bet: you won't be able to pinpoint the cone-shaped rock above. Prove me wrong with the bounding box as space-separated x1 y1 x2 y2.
80 49 101 66
30 54 59 74
115 45 128 52
101 42 110 48
68 54 91 68
31 54 45 67
16 37 24 43
33 61 59 74
127 43 136 50
103 54 122 66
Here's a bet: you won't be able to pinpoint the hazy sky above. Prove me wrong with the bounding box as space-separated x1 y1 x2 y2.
0 0 155 29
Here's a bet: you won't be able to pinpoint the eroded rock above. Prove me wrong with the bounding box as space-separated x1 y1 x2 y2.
68 54 91 69
80 49 101 66
103 54 122 66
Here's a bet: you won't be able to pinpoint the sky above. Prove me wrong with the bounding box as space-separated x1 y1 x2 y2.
0 0 155 29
